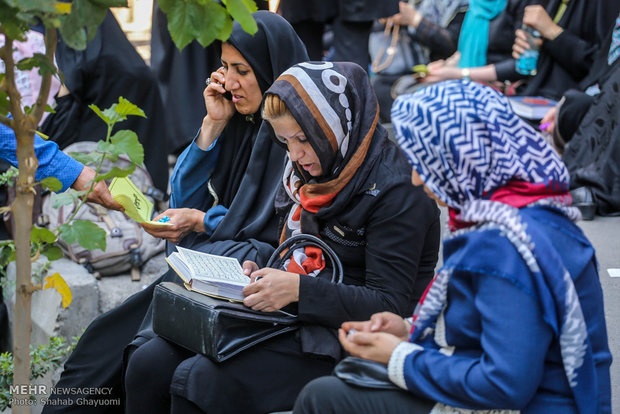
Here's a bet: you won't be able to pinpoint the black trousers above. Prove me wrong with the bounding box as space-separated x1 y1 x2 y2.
125 332 336 414
293 376 435 414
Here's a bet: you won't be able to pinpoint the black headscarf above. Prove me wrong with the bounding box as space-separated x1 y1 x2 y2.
207 12 308 209
184 11 310 265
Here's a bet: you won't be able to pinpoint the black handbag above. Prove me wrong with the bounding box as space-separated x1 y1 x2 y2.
333 356 399 390
369 19 425 76
152 234 343 362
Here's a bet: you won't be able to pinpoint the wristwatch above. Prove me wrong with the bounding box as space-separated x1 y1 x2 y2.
461 68 471 80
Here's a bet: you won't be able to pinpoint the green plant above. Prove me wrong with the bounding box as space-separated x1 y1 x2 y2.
0 1 257 411
0 336 79 411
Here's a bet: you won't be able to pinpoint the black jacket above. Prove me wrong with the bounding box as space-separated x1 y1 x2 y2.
283 137 441 359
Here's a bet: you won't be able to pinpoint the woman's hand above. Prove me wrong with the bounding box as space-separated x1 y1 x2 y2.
242 268 300 312
197 67 236 149
392 2 421 28
342 312 410 340
338 329 403 365
421 52 462 83
141 208 206 244
522 5 563 40
512 29 529 59
242 260 260 276
422 65 463 83
204 67 235 122
540 105 557 134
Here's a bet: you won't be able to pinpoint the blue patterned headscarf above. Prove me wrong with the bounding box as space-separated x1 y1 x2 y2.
392 81 596 413
392 80 574 214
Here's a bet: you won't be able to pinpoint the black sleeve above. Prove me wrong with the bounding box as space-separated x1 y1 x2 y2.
297 182 440 328
412 11 465 61
542 30 598 81
494 58 525 82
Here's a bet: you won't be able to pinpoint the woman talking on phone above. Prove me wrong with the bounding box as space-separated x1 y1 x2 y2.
42 12 310 414
141 11 310 266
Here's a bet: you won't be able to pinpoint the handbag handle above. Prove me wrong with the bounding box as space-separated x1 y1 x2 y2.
266 234 344 284
371 19 401 74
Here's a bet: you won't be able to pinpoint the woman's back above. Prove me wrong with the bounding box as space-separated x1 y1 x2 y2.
439 206 610 411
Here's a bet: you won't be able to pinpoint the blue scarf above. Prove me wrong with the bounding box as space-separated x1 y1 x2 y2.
608 14 620 65
457 0 507 67
392 80 597 413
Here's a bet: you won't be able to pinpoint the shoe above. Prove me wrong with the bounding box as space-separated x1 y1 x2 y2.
570 187 596 220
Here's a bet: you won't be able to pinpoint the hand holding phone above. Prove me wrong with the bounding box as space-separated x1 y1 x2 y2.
204 68 235 123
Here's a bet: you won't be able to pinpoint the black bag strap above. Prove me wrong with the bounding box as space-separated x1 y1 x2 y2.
266 234 344 284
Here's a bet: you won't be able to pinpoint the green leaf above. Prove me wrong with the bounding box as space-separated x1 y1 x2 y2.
222 0 257 35
18 0 59 13
0 90 10 115
57 12 88 50
0 4 29 40
57 0 109 50
45 104 56 114
159 0 229 50
114 97 146 119
50 190 84 209
110 130 144 165
102 107 124 124
89 0 127 7
59 220 106 251
88 104 110 124
96 165 135 182
196 2 230 46
41 245 63 261
40 177 62 192
35 130 50 139
0 243 16 268
30 226 57 244
16 53 57 76
68 150 101 166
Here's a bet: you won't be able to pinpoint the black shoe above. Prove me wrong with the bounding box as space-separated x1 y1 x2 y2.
570 187 596 220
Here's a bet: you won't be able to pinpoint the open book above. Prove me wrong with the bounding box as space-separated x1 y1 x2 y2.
166 246 250 302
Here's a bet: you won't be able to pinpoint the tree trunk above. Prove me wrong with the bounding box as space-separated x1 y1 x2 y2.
12 118 37 414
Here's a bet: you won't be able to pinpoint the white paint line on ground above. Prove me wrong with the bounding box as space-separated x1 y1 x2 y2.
607 268 620 278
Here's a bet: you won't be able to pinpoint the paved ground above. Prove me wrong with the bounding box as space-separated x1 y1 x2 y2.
578 216 620 412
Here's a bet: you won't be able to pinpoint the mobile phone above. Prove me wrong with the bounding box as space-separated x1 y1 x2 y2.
222 91 232 101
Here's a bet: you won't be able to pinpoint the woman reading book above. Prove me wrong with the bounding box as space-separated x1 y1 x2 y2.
123 62 441 413
42 12 310 413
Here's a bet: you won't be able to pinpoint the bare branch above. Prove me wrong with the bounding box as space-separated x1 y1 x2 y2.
31 26 57 124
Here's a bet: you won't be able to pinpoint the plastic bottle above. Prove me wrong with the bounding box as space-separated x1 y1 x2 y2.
515 24 541 76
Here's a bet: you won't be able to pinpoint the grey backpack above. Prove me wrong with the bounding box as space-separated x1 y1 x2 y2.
39 142 165 280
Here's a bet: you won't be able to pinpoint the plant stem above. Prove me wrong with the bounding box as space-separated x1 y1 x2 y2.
61 122 114 227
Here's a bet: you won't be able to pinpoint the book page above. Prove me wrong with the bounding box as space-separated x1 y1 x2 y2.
109 177 153 223
176 246 248 286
